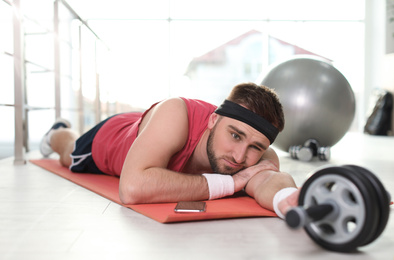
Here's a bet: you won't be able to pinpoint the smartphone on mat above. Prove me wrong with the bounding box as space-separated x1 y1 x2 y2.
174 201 206 213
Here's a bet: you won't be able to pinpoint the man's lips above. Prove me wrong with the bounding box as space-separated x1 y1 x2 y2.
223 158 243 169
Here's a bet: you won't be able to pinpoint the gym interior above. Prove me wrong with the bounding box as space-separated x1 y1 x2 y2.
1 0 393 259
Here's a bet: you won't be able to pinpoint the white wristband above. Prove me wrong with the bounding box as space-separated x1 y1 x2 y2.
273 187 298 219
202 173 235 200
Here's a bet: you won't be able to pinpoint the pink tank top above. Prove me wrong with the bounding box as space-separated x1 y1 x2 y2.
92 98 217 176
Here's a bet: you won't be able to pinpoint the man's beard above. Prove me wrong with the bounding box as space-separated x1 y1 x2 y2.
206 126 243 175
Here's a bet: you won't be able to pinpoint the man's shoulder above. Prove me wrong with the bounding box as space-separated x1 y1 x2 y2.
178 98 217 115
179 97 216 109
153 97 216 126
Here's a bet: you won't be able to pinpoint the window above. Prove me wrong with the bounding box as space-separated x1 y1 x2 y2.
3 0 366 160
78 0 364 117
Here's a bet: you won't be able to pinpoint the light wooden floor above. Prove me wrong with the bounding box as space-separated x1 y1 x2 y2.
1 133 393 260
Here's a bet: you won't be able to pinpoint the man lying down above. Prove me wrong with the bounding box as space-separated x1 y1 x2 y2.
40 82 299 219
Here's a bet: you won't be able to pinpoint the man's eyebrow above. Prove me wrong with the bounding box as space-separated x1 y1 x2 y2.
228 125 267 150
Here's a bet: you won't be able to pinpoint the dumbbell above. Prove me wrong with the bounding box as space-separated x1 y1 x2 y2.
289 139 331 161
285 165 391 252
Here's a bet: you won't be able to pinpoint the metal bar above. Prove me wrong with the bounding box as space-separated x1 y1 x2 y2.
60 0 109 50
2 0 12 6
78 25 84 134
24 107 30 152
86 17 364 23
54 0 61 118
0 104 81 111
95 72 101 123
13 0 26 165
25 32 51 36
95 41 101 123
25 59 54 72
6 48 67 75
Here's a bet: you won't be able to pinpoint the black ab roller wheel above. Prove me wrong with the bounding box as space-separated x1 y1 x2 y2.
285 165 390 252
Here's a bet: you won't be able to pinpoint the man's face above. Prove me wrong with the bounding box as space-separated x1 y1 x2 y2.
206 115 270 175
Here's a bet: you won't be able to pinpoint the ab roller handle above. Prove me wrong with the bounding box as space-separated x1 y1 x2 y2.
286 204 335 229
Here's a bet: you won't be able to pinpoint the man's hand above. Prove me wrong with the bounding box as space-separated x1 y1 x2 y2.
232 159 279 192
277 188 300 217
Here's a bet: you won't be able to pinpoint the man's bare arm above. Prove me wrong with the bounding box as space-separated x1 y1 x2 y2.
244 148 298 216
118 98 274 205
119 98 210 204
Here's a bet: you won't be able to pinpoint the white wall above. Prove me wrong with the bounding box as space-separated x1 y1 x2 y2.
364 0 394 134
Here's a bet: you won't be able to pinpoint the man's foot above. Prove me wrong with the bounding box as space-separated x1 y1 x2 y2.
39 118 71 157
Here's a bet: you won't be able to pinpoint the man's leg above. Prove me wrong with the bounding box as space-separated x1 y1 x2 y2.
39 118 79 167
42 116 112 173
50 129 79 167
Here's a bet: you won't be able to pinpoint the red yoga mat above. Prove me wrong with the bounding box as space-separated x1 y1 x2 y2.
30 159 277 223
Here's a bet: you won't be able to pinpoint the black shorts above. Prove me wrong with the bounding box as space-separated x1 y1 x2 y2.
69 116 115 174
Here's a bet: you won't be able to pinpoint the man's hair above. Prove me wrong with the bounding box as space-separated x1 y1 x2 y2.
227 82 285 132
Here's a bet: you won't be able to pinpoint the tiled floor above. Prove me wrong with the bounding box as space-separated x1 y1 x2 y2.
0 133 393 260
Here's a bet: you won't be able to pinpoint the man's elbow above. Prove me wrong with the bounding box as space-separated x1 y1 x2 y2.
119 182 144 205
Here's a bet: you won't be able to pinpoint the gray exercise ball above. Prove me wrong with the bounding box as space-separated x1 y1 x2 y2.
261 57 355 152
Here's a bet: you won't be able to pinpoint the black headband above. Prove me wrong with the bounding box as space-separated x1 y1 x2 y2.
215 100 279 144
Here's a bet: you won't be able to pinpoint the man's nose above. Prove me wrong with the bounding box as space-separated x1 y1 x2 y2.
233 144 247 164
